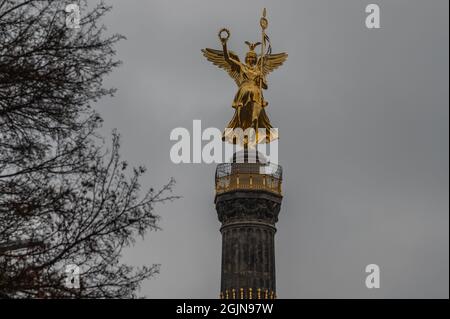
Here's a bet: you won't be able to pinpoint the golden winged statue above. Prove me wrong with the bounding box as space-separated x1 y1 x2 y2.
202 9 287 145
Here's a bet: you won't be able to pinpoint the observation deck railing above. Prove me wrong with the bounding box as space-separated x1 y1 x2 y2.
215 162 282 196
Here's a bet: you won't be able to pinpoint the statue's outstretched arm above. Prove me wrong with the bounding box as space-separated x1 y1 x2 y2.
222 41 240 70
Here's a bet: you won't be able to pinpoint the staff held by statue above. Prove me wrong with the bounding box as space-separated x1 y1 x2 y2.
260 8 268 112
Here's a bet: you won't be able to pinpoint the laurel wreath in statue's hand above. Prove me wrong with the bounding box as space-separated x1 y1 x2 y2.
218 28 230 44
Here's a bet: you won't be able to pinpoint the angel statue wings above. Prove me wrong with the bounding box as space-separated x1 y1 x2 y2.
202 10 287 146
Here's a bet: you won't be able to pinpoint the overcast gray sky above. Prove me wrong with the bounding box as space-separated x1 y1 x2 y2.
95 0 448 298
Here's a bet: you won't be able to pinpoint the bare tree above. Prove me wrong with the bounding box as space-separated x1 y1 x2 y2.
0 0 177 298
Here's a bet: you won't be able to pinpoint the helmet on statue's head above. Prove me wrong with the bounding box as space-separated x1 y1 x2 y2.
244 41 260 65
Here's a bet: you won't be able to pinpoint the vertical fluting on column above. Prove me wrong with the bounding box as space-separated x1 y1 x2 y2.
216 189 281 298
